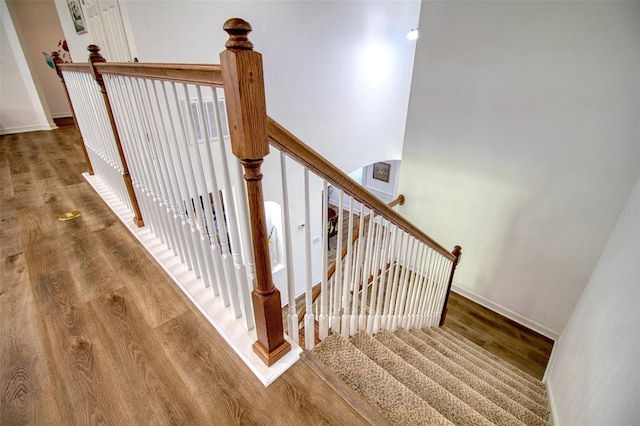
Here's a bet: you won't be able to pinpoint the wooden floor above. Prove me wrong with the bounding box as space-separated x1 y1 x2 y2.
444 292 553 380
1 124 552 424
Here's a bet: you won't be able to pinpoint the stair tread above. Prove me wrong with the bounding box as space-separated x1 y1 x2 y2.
350 332 496 426
313 333 454 425
415 328 550 410
439 326 547 392
312 328 551 426
396 329 549 425
375 330 529 426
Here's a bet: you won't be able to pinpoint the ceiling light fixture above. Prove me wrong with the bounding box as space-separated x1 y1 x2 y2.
406 26 419 41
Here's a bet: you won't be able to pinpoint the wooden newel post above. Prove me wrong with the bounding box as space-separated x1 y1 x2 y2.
87 45 144 228
220 18 291 366
52 51 94 176
439 245 462 326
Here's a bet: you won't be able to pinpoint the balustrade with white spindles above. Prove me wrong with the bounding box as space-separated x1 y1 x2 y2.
55 18 461 383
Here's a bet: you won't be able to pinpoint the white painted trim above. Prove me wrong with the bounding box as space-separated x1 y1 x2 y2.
451 284 560 341
546 378 560 426
83 172 302 387
542 338 560 425
0 123 57 135
114 0 139 61
542 334 559 384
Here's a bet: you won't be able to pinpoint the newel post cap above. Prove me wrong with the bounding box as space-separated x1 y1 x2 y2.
51 51 64 77
87 44 105 61
87 44 106 83
223 18 254 50
452 245 462 265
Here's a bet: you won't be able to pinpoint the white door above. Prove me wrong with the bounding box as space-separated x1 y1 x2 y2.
82 0 136 62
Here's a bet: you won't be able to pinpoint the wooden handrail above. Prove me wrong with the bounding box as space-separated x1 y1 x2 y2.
57 63 91 73
58 62 223 87
388 194 405 208
267 117 455 261
93 62 223 86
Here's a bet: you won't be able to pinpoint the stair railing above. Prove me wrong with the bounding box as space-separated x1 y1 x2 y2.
54 53 143 226
267 119 461 349
54 17 461 374
295 194 405 327
55 19 292 368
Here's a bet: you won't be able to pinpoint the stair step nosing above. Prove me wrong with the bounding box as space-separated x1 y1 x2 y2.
419 328 549 404
350 332 497 426
440 325 547 389
377 330 548 426
313 333 454 426
393 329 550 425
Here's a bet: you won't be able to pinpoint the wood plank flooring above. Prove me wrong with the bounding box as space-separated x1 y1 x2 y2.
0 127 370 425
1 124 552 424
443 292 554 380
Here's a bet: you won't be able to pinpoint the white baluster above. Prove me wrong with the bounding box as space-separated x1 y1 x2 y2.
195 85 241 318
130 77 177 253
279 151 297 342
212 87 254 330
331 190 344 334
303 168 314 349
392 236 414 331
383 230 404 330
349 210 366 336
366 215 384 333
181 83 231 302
413 245 431 328
372 219 392 333
319 180 329 339
434 256 453 325
147 79 193 269
404 242 425 329
231 158 257 328
160 81 204 278
430 255 448 325
171 82 218 288
422 248 439 326
341 196 354 338
358 209 376 330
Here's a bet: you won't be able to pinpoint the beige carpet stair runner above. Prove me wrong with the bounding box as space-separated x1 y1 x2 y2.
312 326 550 425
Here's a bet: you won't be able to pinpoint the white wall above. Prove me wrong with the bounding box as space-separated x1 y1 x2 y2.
53 0 92 63
399 1 639 337
115 0 420 175
0 0 54 134
545 176 639 425
9 0 71 119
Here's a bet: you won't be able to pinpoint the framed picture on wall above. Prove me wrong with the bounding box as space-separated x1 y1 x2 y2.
67 0 87 34
372 162 391 183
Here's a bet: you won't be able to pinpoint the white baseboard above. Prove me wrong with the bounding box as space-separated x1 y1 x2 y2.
542 338 560 425
451 284 560 341
83 172 302 387
0 123 57 135
546 378 560 426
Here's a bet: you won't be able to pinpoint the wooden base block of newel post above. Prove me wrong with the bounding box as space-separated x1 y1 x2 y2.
251 289 291 366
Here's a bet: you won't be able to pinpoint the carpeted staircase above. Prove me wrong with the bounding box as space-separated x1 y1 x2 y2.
312 326 550 425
